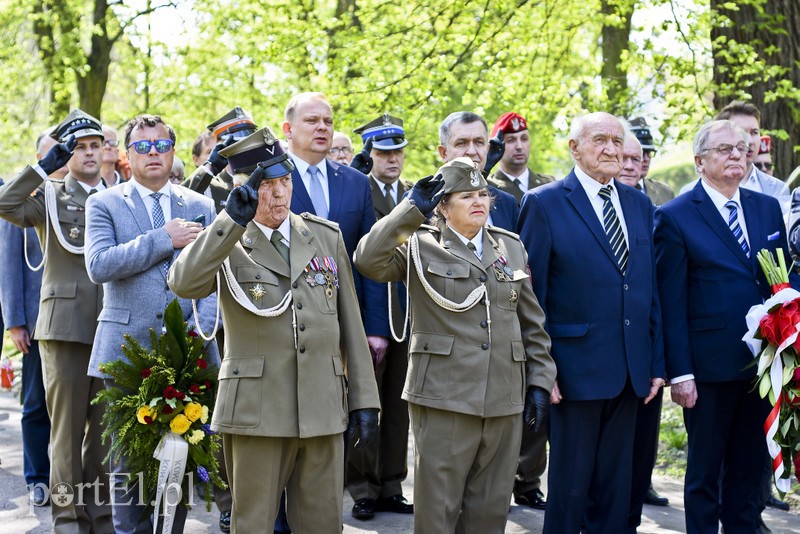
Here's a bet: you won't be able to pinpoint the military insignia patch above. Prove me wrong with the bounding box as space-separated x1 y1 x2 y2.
249 283 266 301
69 227 80 239
509 288 519 303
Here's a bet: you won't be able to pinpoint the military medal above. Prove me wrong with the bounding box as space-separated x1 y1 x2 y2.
492 255 511 282
503 265 513 277
69 227 80 239
509 288 519 303
249 283 266 301
314 273 326 285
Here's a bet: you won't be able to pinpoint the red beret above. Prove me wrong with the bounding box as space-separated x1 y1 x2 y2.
491 112 527 138
759 135 771 155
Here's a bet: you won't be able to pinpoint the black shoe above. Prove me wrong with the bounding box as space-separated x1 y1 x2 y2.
352 498 376 520
219 510 231 532
29 485 48 507
643 486 669 507
514 489 547 510
375 494 414 514
765 494 790 511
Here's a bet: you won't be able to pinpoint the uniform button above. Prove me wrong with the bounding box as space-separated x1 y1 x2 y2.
479 275 487 282
73 218 78 222
296 302 303 310
298 324 305 331
480 320 488 328
49 290 55 296
624 284 628 290
423 344 429 351
292 282 298 288
481 342 489 350
299 346 306 353
156 313 163 319
447 270 453 275
233 368 239 375
624 319 630 326
217 228 224 236
255 274 261 280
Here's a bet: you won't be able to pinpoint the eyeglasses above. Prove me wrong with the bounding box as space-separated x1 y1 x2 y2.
643 149 657 158
702 143 748 157
127 139 175 154
329 147 353 156
104 140 119 148
754 162 774 172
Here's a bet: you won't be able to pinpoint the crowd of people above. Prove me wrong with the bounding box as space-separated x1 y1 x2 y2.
0 94 796 534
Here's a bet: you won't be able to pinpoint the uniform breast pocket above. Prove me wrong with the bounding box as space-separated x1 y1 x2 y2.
509 340 526 405
58 211 85 245
405 332 455 400
236 266 280 308
497 269 529 311
39 282 77 335
426 261 471 301
214 357 264 429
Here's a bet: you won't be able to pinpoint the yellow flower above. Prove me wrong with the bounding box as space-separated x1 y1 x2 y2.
170 414 191 435
184 402 203 422
187 429 204 445
200 405 209 424
137 405 155 424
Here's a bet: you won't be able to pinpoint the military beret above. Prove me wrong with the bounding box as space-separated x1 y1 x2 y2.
490 112 527 138
759 135 771 155
353 113 407 150
207 107 258 142
50 109 104 142
438 157 487 194
628 117 656 151
219 127 294 178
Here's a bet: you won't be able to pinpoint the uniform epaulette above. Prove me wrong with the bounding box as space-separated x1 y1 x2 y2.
300 212 340 231
486 225 519 239
419 223 439 234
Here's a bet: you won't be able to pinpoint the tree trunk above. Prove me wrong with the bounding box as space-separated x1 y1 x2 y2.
600 0 633 116
711 0 800 181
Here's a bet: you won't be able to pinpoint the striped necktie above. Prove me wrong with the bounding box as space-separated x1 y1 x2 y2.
725 200 751 258
150 192 170 276
598 186 629 274
307 165 328 218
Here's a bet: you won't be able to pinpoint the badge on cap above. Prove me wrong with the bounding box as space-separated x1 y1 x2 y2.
470 168 482 187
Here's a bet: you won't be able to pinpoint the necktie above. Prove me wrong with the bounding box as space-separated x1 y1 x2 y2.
270 231 290 266
89 188 98 196
725 200 751 258
150 192 170 276
513 178 525 193
598 186 629 274
307 165 328 218
384 183 396 209
466 241 481 260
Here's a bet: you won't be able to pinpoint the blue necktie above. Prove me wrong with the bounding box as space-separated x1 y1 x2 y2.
726 200 751 258
598 186 629 274
307 165 328 218
150 192 170 276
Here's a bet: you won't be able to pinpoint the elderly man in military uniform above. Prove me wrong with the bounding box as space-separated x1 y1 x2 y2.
488 111 554 205
345 113 414 520
0 109 112 533
627 118 674 207
168 128 380 534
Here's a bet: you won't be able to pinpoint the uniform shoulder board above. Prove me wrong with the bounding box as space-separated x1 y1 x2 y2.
486 224 520 240
300 212 340 230
419 223 439 234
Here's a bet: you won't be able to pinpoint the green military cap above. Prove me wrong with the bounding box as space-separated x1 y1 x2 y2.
207 106 258 141
50 109 104 142
219 127 294 178
353 113 407 150
437 157 487 194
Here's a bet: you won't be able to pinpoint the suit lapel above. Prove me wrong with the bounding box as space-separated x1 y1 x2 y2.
441 226 484 272
691 182 752 269
290 167 315 215
289 214 316 282
326 160 343 221
370 178 391 219
740 188 763 274
242 223 290 277
65 176 88 207
170 185 186 222
615 182 640 272
563 171 620 269
122 182 153 234
482 231 501 268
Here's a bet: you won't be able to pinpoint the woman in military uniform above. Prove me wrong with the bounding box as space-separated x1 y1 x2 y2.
354 157 556 534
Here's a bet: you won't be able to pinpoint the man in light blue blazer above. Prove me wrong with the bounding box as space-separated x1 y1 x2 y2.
84 114 219 534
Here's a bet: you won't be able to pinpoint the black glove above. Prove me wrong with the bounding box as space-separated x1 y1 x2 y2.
345 408 379 450
483 130 505 176
205 137 237 176
350 138 373 175
408 174 445 214
224 167 265 227
39 134 76 176
523 386 550 433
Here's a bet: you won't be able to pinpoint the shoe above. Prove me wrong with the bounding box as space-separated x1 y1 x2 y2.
643 486 669 507
352 498 376 520
219 510 231 532
765 494 790 511
375 494 414 514
29 485 48 507
514 488 547 510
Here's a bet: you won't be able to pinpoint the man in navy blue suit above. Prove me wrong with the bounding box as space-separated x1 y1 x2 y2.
655 119 789 533
518 112 664 533
437 112 519 232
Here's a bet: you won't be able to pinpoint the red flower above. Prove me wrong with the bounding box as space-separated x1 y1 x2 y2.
175 391 186 401
163 385 178 400
144 416 154 425
204 380 212 390
141 368 152 379
197 358 208 369
188 329 199 338
783 390 800 407
162 405 174 415
794 367 800 384
760 314 779 345
189 384 200 395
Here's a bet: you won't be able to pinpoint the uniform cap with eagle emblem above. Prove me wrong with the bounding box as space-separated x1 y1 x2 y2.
50 109 104 142
490 111 528 139
438 157 487 194
219 127 295 178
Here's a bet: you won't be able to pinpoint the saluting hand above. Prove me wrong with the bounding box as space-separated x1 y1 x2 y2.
224 166 264 227
350 138 374 175
164 219 203 249
408 174 445 214
204 136 236 176
39 134 76 176
483 130 505 176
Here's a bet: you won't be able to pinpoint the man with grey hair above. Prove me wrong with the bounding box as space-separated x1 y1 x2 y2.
655 119 791 533
518 111 664 533
100 125 123 186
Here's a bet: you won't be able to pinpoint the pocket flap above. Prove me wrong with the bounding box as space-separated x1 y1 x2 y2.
689 315 726 332
427 261 470 279
549 322 589 338
219 358 265 380
41 281 77 301
332 355 345 376
236 266 279 285
98 306 130 325
511 340 526 361
409 332 455 355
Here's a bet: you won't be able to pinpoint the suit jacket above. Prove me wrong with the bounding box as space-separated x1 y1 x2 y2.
0 220 42 333
487 186 519 232
84 181 220 378
369 176 412 221
517 170 664 401
355 200 556 417
680 168 790 215
654 182 792 382
290 158 389 337
0 167 103 344
182 167 233 214
641 178 675 207
489 168 554 205
168 211 380 438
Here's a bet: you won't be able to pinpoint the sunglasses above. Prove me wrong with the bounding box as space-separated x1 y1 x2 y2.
127 139 175 154
754 162 773 172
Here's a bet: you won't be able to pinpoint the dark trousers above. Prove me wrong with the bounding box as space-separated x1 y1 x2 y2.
627 388 663 531
21 340 51 485
544 382 638 534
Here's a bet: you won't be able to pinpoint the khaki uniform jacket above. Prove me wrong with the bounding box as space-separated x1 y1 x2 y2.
369 176 412 221
169 211 380 438
489 168 555 205
641 178 675 207
0 166 102 344
354 200 556 417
